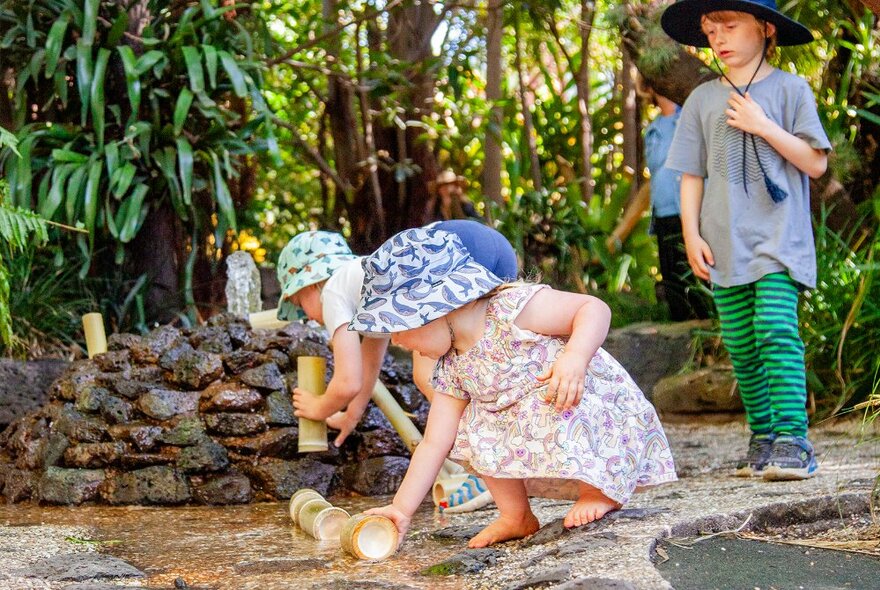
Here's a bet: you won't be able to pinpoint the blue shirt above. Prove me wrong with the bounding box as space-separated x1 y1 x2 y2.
645 109 682 218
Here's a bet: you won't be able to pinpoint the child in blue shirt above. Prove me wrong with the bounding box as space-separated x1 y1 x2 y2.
662 0 830 480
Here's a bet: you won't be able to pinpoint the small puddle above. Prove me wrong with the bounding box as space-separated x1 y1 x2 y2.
656 536 880 590
0 497 473 589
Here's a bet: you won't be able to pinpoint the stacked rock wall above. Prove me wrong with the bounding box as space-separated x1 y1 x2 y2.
0 316 426 505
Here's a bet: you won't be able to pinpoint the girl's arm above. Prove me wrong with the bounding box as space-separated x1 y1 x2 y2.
680 173 714 281
516 289 611 411
365 392 469 542
727 92 828 179
293 325 363 421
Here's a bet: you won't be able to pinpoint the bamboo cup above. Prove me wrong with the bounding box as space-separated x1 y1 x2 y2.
289 488 323 524
340 514 399 561
297 356 328 452
82 313 108 358
248 309 291 330
298 498 350 540
432 473 471 506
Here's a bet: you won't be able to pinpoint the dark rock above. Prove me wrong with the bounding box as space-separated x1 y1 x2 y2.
262 348 291 371
359 404 394 431
204 412 266 436
100 395 134 424
339 456 409 496
101 466 191 505
3 468 36 502
221 427 298 457
93 350 132 373
52 368 103 402
431 525 488 542
243 458 336 498
42 432 70 467
226 322 251 348
652 367 742 414
264 391 296 425
108 424 163 451
603 320 710 397
420 548 502 576
75 386 108 413
554 533 619 556
223 349 263 374
240 363 285 391
109 378 163 400
158 417 206 446
388 383 425 413
20 553 144 581
201 381 263 412
190 326 233 354
0 358 69 428
138 389 200 420
38 467 105 504
353 429 410 461
177 439 229 472
170 350 224 389
128 365 167 383
54 405 107 443
504 565 572 590
159 342 197 370
550 579 636 590
243 333 294 354
107 332 142 350
120 450 179 469
63 442 124 468
524 508 667 547
129 325 184 364
193 471 252 504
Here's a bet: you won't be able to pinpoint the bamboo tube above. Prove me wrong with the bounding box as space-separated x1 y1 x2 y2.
248 309 291 330
432 473 471 506
340 514 399 560
289 489 323 524
298 356 328 452
298 498 349 540
82 313 108 358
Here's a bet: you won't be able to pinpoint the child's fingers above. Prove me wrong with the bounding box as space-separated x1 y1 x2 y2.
536 369 552 382
702 243 715 266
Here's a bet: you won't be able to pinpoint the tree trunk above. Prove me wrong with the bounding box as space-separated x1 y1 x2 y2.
127 205 183 323
576 0 596 202
514 14 542 191
482 0 504 206
620 51 641 191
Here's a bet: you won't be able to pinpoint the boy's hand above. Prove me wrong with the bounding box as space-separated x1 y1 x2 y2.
292 387 332 421
684 235 714 281
537 350 588 411
364 504 411 548
325 408 362 447
725 92 771 137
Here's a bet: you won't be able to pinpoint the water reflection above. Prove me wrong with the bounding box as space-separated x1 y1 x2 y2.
0 497 476 589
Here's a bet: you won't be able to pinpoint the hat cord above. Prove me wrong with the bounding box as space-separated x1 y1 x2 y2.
712 34 788 204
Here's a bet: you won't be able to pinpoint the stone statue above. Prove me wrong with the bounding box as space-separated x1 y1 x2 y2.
225 251 262 318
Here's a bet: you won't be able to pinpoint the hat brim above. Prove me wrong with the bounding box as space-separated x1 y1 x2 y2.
349 268 504 334
276 253 359 322
661 0 813 47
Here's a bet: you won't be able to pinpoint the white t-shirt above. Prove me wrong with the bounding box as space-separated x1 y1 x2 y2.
321 257 365 336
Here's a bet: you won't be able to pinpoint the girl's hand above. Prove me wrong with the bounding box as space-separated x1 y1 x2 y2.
725 92 770 137
537 350 588 411
292 387 330 421
325 408 361 447
684 234 714 281
364 504 411 548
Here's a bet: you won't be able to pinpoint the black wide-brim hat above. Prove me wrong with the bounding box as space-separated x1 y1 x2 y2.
661 0 813 47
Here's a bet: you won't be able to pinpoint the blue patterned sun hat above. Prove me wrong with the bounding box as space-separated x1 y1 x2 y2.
349 227 504 334
277 231 358 321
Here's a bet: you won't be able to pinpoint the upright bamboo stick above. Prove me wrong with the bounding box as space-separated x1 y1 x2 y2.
298 356 328 452
82 313 107 358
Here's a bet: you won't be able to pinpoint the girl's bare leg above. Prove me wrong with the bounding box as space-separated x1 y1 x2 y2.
563 482 621 528
468 477 539 548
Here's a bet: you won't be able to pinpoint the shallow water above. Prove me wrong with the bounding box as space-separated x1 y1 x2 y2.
0 497 472 589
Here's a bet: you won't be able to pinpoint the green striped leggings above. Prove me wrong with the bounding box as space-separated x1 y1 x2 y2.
713 272 808 437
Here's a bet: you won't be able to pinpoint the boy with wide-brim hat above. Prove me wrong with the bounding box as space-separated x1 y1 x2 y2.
662 0 831 481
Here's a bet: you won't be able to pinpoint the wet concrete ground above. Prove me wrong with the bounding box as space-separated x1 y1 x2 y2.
1 418 879 590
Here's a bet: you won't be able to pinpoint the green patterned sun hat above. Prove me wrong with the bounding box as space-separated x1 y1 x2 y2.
277 231 358 321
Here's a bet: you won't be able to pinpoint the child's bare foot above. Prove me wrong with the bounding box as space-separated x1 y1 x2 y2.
563 486 621 528
467 513 540 548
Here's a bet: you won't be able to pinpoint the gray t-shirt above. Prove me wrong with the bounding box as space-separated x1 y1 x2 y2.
665 68 831 289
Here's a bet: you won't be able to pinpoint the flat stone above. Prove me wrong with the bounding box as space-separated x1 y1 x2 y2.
101 465 191 505
223 349 263 374
108 424 163 451
0 358 69 428
193 471 253 504
38 467 105 504
225 321 251 348
243 333 294 354
19 553 144 581
204 412 266 436
652 366 742 414
54 405 107 443
100 395 134 424
353 428 410 461
240 363 286 391
107 332 142 350
158 417 206 446
189 326 233 354
119 450 179 469
170 350 224 390
63 442 125 468
138 389 200 420
201 381 263 412
2 468 36 502
430 525 487 542
549 579 636 590
524 508 667 547
242 458 336 498
264 391 296 425
221 427 298 457
504 564 572 590
177 439 229 472
93 350 132 373
420 548 503 576
109 379 163 400
74 386 108 413
129 325 184 364
339 456 409 496
262 348 292 371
